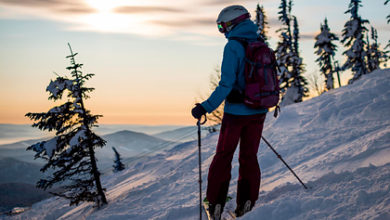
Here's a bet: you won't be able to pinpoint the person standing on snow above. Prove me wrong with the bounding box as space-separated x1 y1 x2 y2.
191 5 268 219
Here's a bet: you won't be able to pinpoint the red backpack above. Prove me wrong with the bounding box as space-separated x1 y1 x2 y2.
231 37 280 110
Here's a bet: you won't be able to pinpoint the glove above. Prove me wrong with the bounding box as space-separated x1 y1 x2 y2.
191 103 207 119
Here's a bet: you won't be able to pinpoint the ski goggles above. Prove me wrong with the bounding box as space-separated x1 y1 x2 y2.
217 22 228 33
217 13 250 33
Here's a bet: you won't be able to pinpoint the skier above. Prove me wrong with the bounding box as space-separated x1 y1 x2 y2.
191 5 268 219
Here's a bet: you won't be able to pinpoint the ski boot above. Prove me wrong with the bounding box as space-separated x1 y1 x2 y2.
234 200 252 217
209 203 223 220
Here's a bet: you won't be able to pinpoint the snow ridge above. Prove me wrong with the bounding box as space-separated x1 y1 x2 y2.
244 164 390 220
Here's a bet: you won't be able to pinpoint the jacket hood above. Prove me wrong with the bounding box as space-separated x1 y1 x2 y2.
225 19 258 40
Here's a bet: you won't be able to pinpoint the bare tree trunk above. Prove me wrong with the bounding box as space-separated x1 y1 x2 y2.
88 141 107 206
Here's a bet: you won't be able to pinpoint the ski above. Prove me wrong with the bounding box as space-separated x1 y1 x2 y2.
227 210 236 219
203 200 213 220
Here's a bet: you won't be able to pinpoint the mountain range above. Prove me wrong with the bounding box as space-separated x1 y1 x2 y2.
0 128 184 214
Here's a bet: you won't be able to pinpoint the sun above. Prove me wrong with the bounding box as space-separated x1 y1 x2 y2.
82 0 128 32
80 0 170 36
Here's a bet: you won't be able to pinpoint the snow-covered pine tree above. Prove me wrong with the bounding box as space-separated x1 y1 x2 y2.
289 16 308 102
112 147 125 172
25 44 107 207
366 26 388 71
341 0 369 84
276 0 307 105
366 32 374 72
314 17 339 91
276 0 294 96
255 3 269 43
275 33 292 94
292 16 299 55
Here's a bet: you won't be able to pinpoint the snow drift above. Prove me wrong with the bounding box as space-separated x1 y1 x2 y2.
3 69 390 220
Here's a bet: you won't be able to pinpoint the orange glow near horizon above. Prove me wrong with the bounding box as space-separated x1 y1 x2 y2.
0 113 195 125
0 98 196 125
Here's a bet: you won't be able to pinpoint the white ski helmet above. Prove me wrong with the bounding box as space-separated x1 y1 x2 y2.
216 5 250 33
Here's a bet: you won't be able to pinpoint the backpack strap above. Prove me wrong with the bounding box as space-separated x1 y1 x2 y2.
229 36 265 45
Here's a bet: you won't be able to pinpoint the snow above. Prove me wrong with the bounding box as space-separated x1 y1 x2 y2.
243 164 390 220
279 84 299 106
29 137 58 158
69 129 86 147
46 78 73 98
3 69 390 220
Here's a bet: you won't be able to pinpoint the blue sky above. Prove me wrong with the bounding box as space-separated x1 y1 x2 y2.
0 0 389 125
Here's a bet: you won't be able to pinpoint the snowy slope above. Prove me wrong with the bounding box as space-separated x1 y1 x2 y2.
3 69 390 220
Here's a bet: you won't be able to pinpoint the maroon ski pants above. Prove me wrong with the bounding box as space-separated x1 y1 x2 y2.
206 113 266 207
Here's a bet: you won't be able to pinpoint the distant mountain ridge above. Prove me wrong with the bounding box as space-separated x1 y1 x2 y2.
0 124 51 145
0 157 44 184
0 124 185 145
153 126 197 142
96 130 176 170
103 130 170 147
0 129 178 179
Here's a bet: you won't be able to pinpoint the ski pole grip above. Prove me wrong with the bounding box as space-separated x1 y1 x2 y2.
197 115 207 126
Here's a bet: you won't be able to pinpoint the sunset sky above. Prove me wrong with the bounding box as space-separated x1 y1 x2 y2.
0 0 389 125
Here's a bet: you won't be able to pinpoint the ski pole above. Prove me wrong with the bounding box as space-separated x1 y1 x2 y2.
197 115 207 220
261 136 308 190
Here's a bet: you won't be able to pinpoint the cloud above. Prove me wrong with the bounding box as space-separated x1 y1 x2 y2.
266 17 281 27
151 18 215 28
57 7 95 14
201 0 272 6
114 6 185 14
0 0 95 14
201 0 249 6
150 11 280 29
300 32 317 40
0 0 63 7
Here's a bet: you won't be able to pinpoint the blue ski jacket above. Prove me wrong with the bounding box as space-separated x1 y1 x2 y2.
201 20 268 115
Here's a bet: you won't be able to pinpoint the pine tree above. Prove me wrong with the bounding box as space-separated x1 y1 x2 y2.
255 3 269 43
366 32 373 72
112 147 125 172
366 26 388 71
341 0 369 84
314 18 339 91
276 0 294 94
276 0 308 105
278 0 290 26
292 16 300 56
25 44 107 207
287 16 308 102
